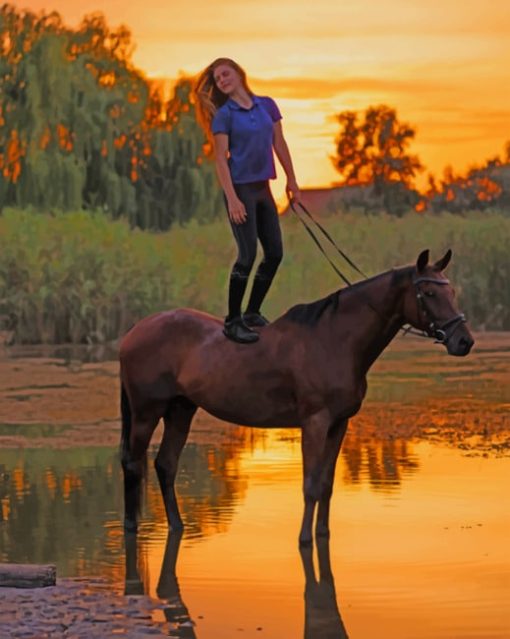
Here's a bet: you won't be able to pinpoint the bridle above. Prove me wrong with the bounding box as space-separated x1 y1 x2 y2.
412 276 466 344
288 201 468 345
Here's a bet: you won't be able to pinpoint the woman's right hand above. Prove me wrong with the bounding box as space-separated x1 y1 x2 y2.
227 197 247 224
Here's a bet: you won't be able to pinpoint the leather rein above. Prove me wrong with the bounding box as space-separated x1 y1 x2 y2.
290 201 466 344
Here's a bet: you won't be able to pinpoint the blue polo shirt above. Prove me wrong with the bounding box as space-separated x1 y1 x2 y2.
211 95 282 184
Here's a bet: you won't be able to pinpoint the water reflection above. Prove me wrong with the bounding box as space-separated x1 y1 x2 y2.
124 531 145 596
156 532 197 638
125 530 197 638
0 431 423 574
341 437 419 491
301 539 349 639
125 529 349 639
0 448 121 574
1 337 509 638
0 442 248 574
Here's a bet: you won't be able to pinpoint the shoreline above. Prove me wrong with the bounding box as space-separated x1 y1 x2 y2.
0 576 171 638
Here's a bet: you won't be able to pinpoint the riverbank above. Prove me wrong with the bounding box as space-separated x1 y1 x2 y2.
0 332 508 455
0 576 171 638
1 333 509 638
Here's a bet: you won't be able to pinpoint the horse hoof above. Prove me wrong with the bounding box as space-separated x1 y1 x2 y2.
124 519 138 533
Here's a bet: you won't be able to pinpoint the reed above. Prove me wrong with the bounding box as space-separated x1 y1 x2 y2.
1 208 508 343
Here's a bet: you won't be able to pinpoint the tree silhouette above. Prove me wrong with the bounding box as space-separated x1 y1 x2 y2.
425 156 507 213
331 105 423 215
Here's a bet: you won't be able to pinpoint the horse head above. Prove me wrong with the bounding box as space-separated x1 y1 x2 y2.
403 249 474 356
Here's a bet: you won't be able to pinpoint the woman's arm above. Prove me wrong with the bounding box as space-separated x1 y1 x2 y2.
273 121 302 205
213 133 247 224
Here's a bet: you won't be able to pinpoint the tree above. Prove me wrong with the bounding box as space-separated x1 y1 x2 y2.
0 5 222 228
427 162 504 213
331 105 423 215
134 78 223 230
504 140 510 164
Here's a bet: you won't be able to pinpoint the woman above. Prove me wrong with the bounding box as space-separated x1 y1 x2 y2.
194 58 301 344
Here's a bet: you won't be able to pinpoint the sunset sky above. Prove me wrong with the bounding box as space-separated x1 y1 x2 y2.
9 0 510 201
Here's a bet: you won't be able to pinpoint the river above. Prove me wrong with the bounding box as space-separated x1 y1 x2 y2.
0 333 509 638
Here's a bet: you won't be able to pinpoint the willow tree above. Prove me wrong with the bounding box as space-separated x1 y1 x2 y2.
136 78 223 230
0 8 146 214
0 5 221 228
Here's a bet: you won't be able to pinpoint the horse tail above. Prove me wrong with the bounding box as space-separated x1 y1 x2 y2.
120 381 148 520
120 382 132 461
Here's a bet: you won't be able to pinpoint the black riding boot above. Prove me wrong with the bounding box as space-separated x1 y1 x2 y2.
223 316 259 344
243 312 270 327
224 268 259 344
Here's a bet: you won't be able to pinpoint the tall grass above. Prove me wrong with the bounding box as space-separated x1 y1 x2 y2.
0 207 509 343
272 209 510 331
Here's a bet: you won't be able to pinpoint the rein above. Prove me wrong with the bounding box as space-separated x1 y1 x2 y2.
289 201 463 343
289 201 368 284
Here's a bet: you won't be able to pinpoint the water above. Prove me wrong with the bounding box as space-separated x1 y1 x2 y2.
0 333 509 638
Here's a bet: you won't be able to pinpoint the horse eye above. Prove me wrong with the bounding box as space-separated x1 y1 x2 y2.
425 291 435 297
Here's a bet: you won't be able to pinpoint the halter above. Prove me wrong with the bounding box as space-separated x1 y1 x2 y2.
412 276 466 344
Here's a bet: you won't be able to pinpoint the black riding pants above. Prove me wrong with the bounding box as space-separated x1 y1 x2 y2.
224 181 283 319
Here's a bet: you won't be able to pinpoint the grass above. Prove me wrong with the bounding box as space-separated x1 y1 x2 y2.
0 207 509 343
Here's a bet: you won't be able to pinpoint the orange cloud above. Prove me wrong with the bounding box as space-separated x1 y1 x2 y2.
250 76 455 100
6 0 510 191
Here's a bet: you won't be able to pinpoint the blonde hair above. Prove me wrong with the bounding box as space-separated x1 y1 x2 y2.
193 58 253 155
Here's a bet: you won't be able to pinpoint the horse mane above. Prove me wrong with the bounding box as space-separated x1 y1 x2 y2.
281 266 413 327
282 290 341 326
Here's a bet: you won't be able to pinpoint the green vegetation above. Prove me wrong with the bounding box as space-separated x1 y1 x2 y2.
1 208 508 343
0 8 508 344
0 6 222 228
273 209 510 330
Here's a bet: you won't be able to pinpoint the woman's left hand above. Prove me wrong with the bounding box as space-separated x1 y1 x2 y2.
286 181 302 207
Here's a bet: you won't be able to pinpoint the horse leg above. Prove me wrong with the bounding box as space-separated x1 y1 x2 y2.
124 531 144 595
299 410 331 546
316 418 349 539
155 397 196 531
122 415 159 532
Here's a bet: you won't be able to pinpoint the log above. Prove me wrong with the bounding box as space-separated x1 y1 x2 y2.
0 563 56 588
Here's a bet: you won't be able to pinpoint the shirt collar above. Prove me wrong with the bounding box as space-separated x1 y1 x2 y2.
227 95 260 111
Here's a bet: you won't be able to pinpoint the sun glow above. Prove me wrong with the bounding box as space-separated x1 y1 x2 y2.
6 0 510 203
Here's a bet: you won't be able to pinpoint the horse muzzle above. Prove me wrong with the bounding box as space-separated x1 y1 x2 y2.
444 327 475 357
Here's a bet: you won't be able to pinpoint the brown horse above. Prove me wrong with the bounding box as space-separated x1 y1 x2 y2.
119 249 474 545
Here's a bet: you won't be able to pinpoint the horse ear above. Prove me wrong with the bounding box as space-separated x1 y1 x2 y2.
434 249 452 271
416 249 429 273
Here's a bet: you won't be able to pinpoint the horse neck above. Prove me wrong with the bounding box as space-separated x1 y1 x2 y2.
330 268 410 374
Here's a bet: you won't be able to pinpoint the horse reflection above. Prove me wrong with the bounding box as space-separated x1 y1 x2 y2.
125 531 348 638
301 538 349 639
124 530 145 595
124 530 197 638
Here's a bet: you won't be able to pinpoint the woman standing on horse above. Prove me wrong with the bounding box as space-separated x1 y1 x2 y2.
194 58 301 344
